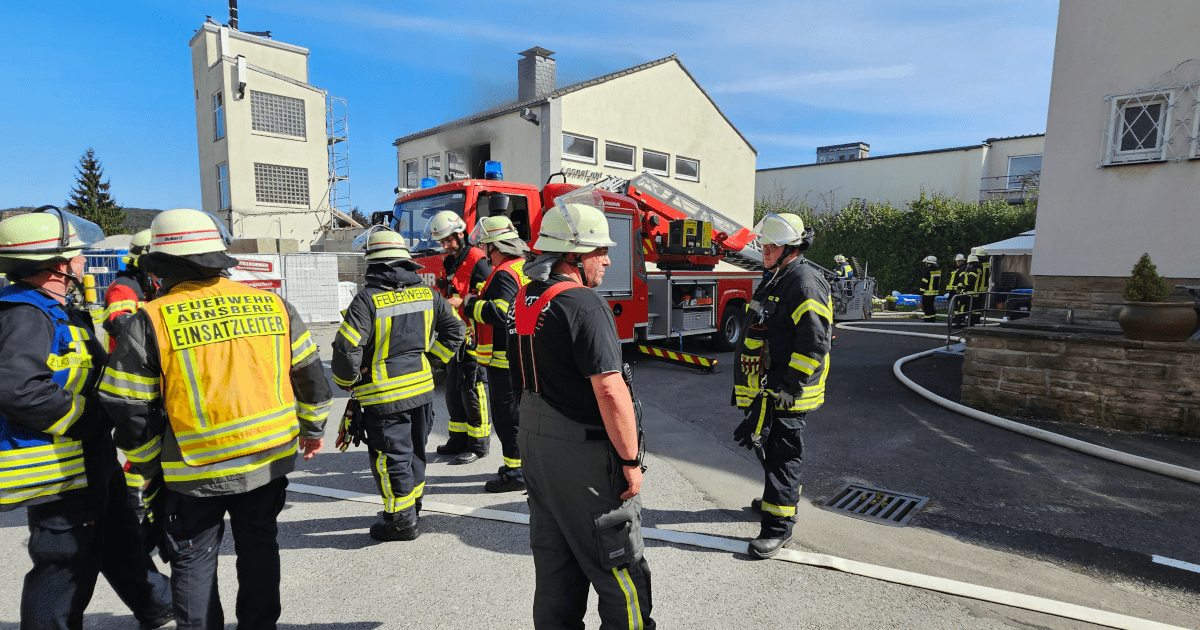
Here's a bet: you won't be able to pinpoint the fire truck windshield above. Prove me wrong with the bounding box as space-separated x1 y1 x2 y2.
393 191 466 253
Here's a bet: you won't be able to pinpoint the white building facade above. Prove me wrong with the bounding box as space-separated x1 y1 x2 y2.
1031 0 1200 322
755 135 1045 212
189 23 334 247
394 48 758 227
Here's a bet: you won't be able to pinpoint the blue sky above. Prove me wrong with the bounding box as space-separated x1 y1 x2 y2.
0 0 1059 215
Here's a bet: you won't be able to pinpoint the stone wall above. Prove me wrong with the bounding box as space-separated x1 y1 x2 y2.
961 327 1200 436
1031 274 1197 323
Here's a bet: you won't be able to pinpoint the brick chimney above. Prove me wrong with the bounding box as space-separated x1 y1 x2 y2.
518 47 556 102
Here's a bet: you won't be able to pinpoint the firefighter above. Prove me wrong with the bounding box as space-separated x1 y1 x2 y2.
332 228 463 540
99 208 333 629
0 207 173 630
946 253 967 325
428 210 493 464
510 195 654 629
731 212 832 559
103 229 157 351
963 254 983 325
919 255 941 322
833 254 853 278
463 216 530 493
973 246 992 318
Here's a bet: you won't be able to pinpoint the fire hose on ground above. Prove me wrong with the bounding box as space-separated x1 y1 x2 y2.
287 319 1197 630
835 320 1200 486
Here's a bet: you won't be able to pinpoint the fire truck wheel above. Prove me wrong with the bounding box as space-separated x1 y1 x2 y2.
712 304 743 352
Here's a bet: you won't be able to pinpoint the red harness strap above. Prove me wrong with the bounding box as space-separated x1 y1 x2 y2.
513 280 583 392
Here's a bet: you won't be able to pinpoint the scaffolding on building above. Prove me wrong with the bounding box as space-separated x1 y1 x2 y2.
326 96 352 220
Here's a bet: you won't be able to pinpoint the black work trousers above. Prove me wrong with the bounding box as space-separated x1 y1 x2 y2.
759 414 806 539
519 393 655 630
921 294 937 322
364 402 432 522
161 476 288 630
486 365 521 469
445 352 490 454
22 457 172 630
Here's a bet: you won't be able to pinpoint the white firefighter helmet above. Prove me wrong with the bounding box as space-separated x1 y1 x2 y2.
363 228 414 262
967 254 979 263
834 254 847 263
534 188 615 253
922 255 938 265
955 253 965 262
470 215 521 244
0 206 104 275
751 213 806 247
429 211 467 242
973 246 987 257
150 209 232 257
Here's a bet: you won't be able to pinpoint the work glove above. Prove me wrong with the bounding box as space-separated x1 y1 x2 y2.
740 324 766 378
733 392 774 462
774 390 796 410
336 399 366 452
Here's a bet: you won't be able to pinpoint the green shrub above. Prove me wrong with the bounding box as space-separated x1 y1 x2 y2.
1123 253 1170 302
754 189 1036 295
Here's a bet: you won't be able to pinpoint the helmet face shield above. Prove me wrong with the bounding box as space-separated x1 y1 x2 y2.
751 213 804 247
352 224 389 252
34 206 104 252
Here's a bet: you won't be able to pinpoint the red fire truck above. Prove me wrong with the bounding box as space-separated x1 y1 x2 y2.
386 171 765 356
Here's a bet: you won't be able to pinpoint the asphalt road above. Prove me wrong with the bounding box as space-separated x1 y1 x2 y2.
626 323 1200 612
2 321 1198 629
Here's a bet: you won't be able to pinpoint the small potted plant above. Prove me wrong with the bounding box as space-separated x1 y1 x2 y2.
1117 253 1197 342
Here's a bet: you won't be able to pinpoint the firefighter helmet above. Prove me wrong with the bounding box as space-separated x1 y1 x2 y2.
0 207 103 275
834 254 847 263
752 213 806 247
429 211 467 242
471 216 520 244
922 255 938 264
150 208 232 257
967 254 979 263
534 203 615 253
973 246 987 257
364 228 413 262
955 253 965 262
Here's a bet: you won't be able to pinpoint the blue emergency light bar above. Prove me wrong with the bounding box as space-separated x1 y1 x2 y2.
420 178 437 188
484 161 503 180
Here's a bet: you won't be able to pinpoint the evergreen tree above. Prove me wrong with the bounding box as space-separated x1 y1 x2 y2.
66 148 126 236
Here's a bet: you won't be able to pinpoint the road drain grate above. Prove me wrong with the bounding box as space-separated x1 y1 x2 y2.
821 483 929 527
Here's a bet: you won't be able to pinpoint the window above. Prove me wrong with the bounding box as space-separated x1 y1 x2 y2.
1104 91 1172 164
447 150 468 180
403 160 418 189
253 163 309 205
563 132 596 163
675 156 699 182
424 154 442 180
393 192 466 252
605 142 635 170
643 150 668 175
212 91 225 141
250 90 306 139
217 163 230 210
1006 155 1042 190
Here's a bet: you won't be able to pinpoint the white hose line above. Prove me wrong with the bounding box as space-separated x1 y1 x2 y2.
836 322 1200 486
288 482 1189 630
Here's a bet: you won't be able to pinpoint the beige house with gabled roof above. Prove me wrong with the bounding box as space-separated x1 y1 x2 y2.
393 48 758 227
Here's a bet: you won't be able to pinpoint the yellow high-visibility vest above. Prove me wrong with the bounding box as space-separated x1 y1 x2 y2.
144 278 298 469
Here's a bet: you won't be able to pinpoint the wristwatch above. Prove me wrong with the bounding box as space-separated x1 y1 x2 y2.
618 456 642 468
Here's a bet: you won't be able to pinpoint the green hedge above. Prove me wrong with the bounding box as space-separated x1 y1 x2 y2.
754 191 1036 295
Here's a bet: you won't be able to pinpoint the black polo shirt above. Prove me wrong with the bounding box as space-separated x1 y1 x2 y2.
509 274 623 425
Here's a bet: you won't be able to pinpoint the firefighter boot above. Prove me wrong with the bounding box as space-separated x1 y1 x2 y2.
484 466 525 493
436 432 467 455
370 511 420 542
748 531 793 559
453 436 490 465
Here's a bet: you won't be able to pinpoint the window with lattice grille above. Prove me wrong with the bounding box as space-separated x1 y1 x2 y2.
254 163 309 205
1104 91 1173 164
250 90 307 139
